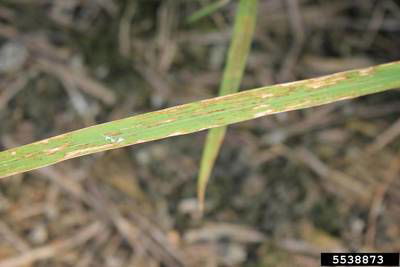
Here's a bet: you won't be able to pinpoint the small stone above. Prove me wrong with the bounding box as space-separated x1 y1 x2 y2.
29 224 48 244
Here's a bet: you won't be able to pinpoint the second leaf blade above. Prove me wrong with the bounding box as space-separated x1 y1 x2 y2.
197 0 259 212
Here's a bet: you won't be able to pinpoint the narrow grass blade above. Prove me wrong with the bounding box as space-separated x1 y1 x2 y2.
0 61 399 179
197 0 258 212
187 0 231 24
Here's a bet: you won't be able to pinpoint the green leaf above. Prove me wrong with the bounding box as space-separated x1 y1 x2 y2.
197 0 258 213
187 0 231 24
0 61 399 179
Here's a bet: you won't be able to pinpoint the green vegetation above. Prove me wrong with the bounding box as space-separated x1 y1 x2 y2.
1 60 399 179
197 0 258 213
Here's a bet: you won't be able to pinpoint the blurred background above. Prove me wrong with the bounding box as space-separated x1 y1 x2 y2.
0 0 399 266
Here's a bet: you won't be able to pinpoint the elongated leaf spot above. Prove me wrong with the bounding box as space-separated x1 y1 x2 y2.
308 74 347 89
383 61 398 67
10 151 16 156
199 94 232 107
46 143 70 155
253 104 270 110
24 153 34 158
64 144 114 159
254 109 274 118
337 95 354 101
216 95 234 100
278 80 300 87
358 67 374 76
261 93 274 98
287 100 312 110
162 118 177 123
105 131 122 136
46 147 61 155
167 131 185 137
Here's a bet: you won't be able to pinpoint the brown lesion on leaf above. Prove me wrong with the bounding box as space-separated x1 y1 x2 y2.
104 131 122 136
161 118 177 123
64 143 114 160
253 104 270 110
207 108 226 114
358 66 375 76
307 73 348 89
198 94 236 109
24 152 35 158
46 142 70 155
143 117 179 129
285 100 312 111
276 80 302 88
156 104 188 115
253 109 276 118
274 84 298 94
260 93 274 98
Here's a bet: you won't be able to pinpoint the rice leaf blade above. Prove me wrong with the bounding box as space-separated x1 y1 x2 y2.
0 61 399 179
197 0 258 212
